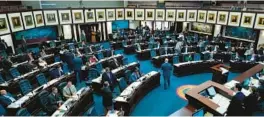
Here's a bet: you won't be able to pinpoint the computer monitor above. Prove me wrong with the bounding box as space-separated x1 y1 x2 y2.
192 108 204 116
207 86 216 97
199 90 209 97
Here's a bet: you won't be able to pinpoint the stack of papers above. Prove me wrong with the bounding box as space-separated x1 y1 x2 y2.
219 67 228 74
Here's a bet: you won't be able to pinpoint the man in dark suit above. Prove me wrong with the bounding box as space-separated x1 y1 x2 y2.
226 83 246 116
161 58 173 90
0 90 16 107
101 67 117 91
47 87 62 113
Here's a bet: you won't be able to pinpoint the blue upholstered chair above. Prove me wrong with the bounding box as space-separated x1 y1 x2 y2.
203 53 210 60
62 63 70 74
36 73 48 86
194 53 201 61
173 56 179 64
0 73 6 84
0 51 7 59
86 68 100 86
122 57 128 65
97 52 104 60
19 79 33 95
118 77 128 91
124 70 132 84
54 56 61 62
48 68 61 79
37 90 52 114
16 108 31 116
0 104 6 116
150 49 156 58
85 106 98 116
9 68 21 78
95 63 103 72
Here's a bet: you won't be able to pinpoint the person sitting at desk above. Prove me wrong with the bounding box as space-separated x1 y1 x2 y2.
0 90 16 107
130 67 142 83
40 49 47 58
244 87 260 116
47 87 63 113
63 81 77 99
161 58 173 90
2 57 13 71
101 67 117 91
226 83 246 116
102 82 113 115
89 55 98 64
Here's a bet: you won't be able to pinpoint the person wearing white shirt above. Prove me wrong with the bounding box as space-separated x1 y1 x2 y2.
62 81 77 99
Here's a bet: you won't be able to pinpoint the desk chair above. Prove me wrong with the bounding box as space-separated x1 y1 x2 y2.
9 68 21 78
124 70 132 84
0 104 6 116
0 51 7 59
203 53 210 60
36 73 48 86
173 56 179 64
57 82 67 101
122 40 127 47
49 41 56 48
95 63 103 73
194 53 201 61
118 77 128 91
150 49 156 58
62 63 70 74
54 56 61 62
68 43 75 51
86 68 100 86
122 57 128 65
37 90 52 115
84 106 98 116
16 108 31 116
97 52 104 60
48 68 62 79
0 73 6 84
19 79 33 95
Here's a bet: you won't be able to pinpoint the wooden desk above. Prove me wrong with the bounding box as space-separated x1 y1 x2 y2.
233 63 264 83
211 64 230 84
185 80 234 116
229 60 258 73
169 104 196 116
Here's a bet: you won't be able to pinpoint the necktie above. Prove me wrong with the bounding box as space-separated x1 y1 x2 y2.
68 87 73 96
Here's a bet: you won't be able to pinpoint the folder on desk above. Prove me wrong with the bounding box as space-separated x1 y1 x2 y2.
220 67 228 74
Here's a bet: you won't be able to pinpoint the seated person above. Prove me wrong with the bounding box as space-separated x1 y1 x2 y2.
47 87 63 113
0 90 16 107
1 57 13 71
244 87 261 116
75 48 82 57
226 83 246 116
108 58 120 69
101 67 117 91
130 67 143 83
89 55 98 64
40 49 47 58
38 58 48 68
62 81 77 99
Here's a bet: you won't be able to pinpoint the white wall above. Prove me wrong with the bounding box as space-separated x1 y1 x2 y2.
21 1 41 9
257 30 264 49
183 22 189 31
107 22 112 34
0 34 14 53
62 25 72 39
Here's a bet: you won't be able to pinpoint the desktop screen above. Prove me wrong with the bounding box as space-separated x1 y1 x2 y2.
112 20 129 31
224 26 257 40
207 86 216 97
14 26 57 43
192 108 204 116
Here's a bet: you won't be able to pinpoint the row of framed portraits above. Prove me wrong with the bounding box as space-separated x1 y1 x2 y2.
1 8 264 35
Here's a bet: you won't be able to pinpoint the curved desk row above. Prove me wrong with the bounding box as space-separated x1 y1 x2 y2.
114 71 160 115
173 60 222 77
91 62 140 92
229 60 258 73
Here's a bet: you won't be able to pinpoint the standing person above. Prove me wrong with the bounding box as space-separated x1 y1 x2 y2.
101 67 117 91
161 58 173 90
91 28 96 43
244 87 260 116
102 82 113 115
81 30 86 42
21 35 27 52
96 30 101 42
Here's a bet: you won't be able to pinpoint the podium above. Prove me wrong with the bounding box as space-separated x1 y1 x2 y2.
211 64 230 84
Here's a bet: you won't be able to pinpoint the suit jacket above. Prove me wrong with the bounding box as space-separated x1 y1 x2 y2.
47 93 62 112
0 94 15 107
227 92 246 116
101 72 117 90
161 62 173 78
73 57 83 71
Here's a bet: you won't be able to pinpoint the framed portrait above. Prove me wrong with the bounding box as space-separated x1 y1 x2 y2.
166 9 175 21
85 9 95 23
0 14 10 35
135 9 144 20
206 11 217 24
44 10 58 26
217 11 229 25
59 10 72 25
187 10 197 22
8 13 24 32
197 10 207 22
96 9 106 22
156 9 165 21
145 9 155 21
228 12 241 27
254 13 264 29
125 9 134 20
176 10 186 22
116 9 124 20
22 12 35 29
240 13 255 28
72 10 84 24
33 11 44 27
106 9 115 21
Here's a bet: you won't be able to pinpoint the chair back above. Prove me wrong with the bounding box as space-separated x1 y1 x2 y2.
19 79 33 95
16 108 31 116
85 106 98 116
95 63 103 72
150 49 156 57
148 43 153 49
97 52 104 60
173 56 179 64
9 68 21 78
194 53 201 61
122 57 128 65
0 104 6 116
0 73 5 84
203 53 210 60
118 77 128 92
36 73 48 86
124 70 132 83
54 56 61 62
49 68 61 79
37 90 50 112
88 68 100 80
84 46 92 54
62 63 70 74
